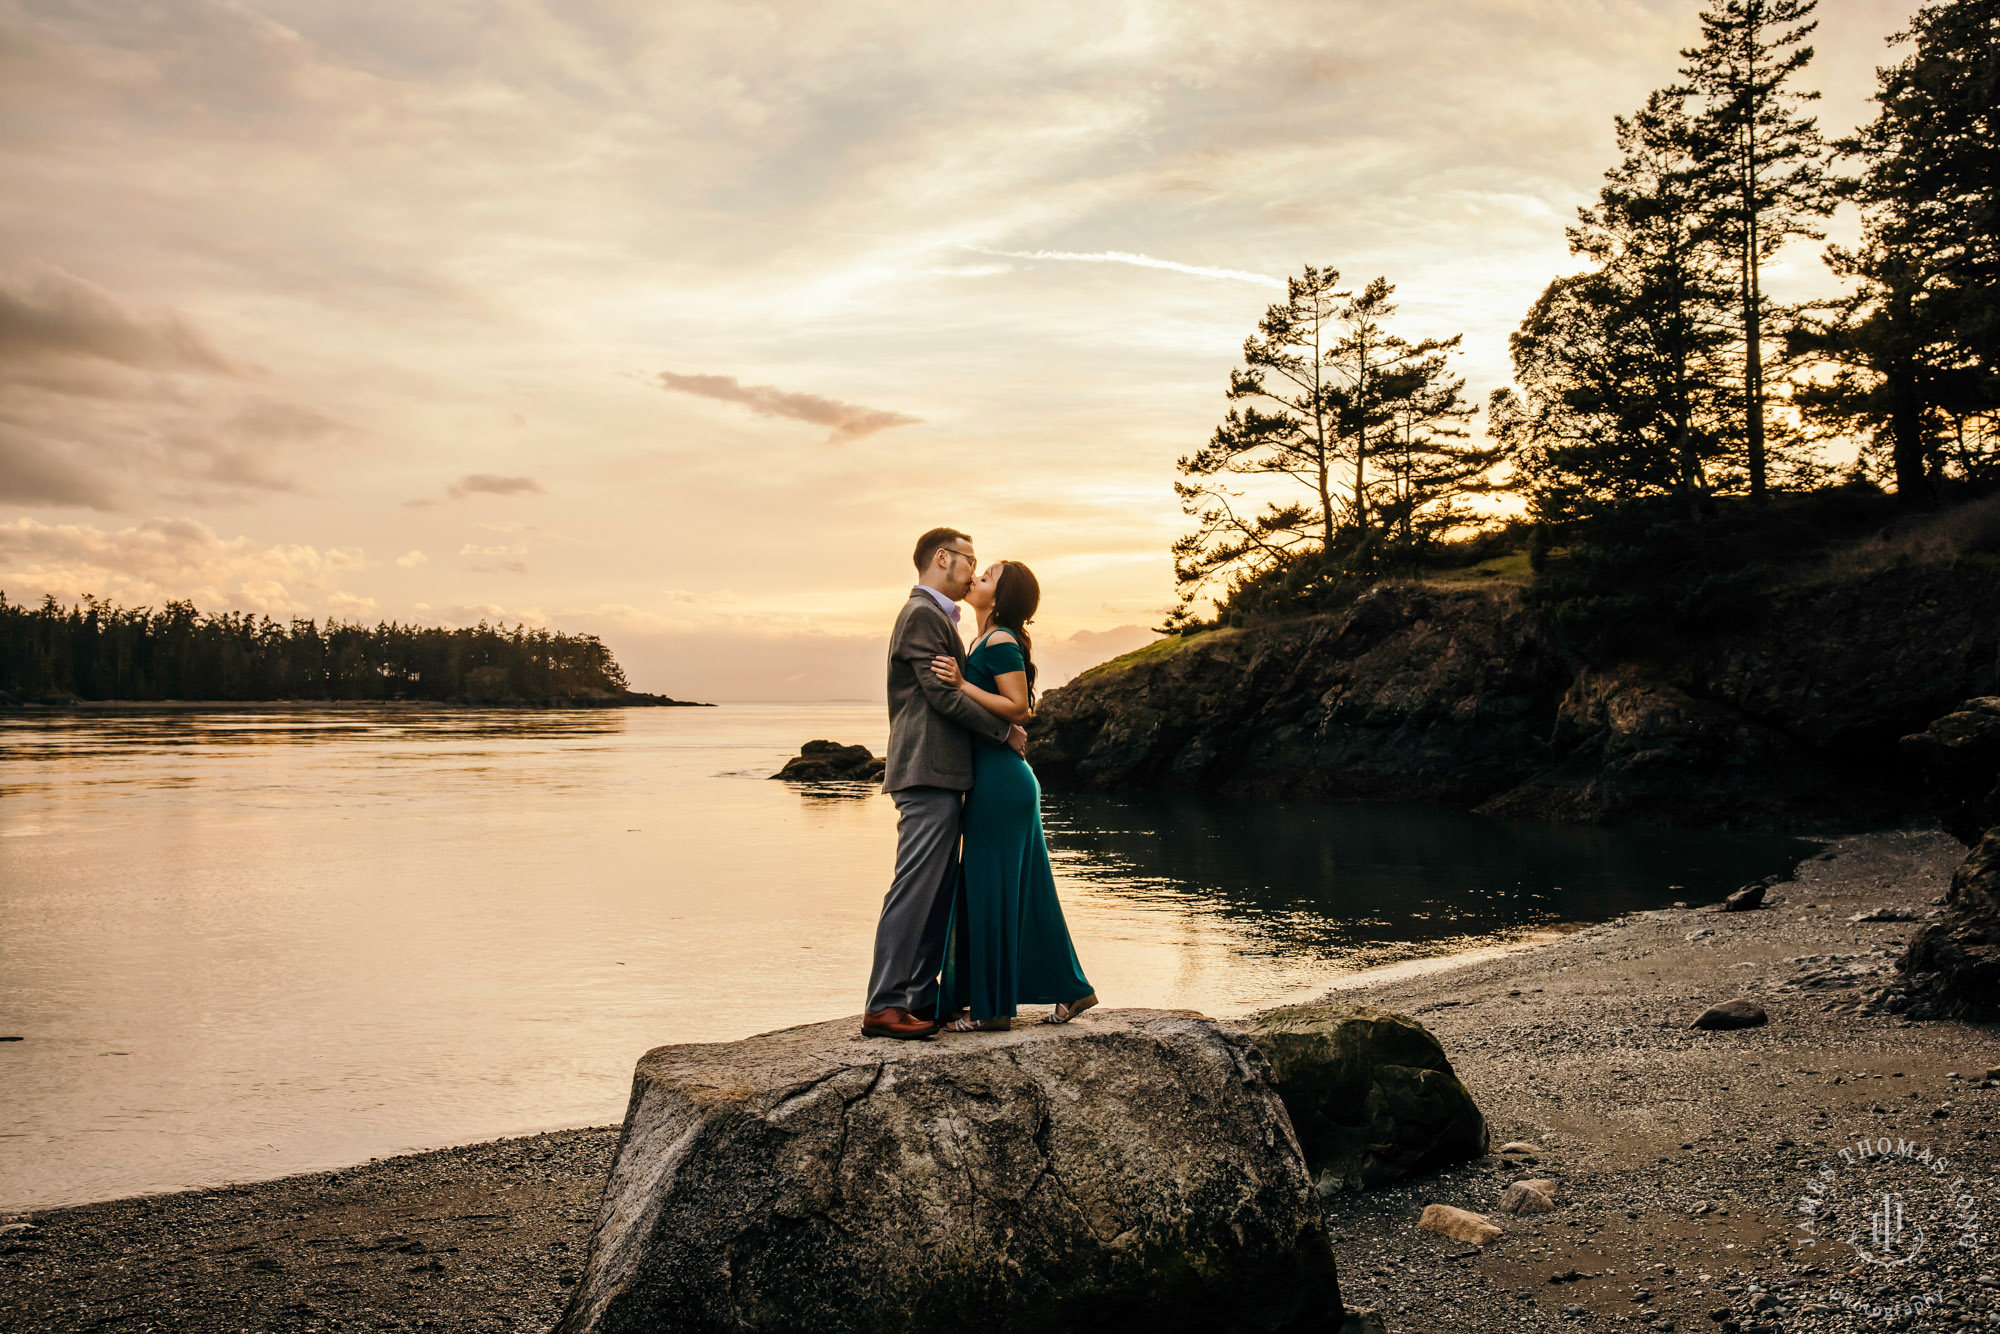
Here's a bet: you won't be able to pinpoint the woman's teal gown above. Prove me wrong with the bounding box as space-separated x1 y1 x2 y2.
939 631 1093 1022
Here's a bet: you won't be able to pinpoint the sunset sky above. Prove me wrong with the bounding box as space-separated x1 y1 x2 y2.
0 0 1920 699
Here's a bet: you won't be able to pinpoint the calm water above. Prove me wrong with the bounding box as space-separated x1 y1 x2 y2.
0 705 1810 1209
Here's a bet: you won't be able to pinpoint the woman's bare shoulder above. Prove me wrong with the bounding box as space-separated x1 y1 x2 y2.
983 628 1019 647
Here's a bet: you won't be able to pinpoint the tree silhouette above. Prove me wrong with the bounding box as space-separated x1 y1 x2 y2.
1173 267 1483 615
1504 92 1741 523
1792 0 2000 498
1676 0 1835 505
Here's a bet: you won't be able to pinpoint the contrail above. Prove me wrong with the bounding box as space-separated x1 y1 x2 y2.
973 247 1284 289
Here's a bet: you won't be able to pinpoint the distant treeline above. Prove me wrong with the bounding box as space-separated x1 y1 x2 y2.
0 593 638 704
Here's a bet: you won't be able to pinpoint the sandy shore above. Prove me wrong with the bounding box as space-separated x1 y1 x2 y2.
4 826 1994 1333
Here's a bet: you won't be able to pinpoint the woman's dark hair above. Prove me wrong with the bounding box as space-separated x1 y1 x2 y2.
991 560 1040 694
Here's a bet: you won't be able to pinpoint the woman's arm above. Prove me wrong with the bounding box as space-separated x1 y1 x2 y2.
931 637 1033 724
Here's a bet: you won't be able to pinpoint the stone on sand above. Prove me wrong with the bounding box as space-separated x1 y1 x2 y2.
1417 1204 1502 1246
1691 1000 1767 1030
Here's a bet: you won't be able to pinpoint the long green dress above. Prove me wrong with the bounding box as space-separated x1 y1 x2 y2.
939 631 1093 1022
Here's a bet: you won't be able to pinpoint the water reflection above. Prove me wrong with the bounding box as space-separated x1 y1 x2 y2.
1046 791 1810 963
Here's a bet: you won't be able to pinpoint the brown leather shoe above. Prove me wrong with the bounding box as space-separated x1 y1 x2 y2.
861 1007 938 1040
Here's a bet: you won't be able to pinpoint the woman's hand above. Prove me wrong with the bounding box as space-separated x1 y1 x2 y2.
930 655 963 687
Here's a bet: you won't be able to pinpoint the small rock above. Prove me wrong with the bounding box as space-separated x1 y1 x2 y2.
1849 907 1921 922
1498 1140 1541 1155
1686 928 1715 941
1498 1182 1556 1215
1720 881 1770 912
1985 1066 2000 1083
0 1224 38 1238
1418 1203 1503 1245
1691 1000 1767 1031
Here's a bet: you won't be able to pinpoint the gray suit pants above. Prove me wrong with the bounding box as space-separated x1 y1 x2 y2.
866 785 963 1015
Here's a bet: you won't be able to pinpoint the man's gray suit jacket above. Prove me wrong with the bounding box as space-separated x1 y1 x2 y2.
883 590 1010 791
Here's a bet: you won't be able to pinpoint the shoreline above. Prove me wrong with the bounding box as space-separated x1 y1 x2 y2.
0 696 711 712
6 826 1996 1332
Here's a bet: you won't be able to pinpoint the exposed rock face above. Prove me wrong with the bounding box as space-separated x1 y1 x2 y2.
1246 1002 1487 1193
556 1010 1345 1334
771 739 886 784
1901 698 2000 846
1032 564 2000 828
1898 830 2000 1020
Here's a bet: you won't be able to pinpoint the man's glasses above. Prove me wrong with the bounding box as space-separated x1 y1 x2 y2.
944 548 976 566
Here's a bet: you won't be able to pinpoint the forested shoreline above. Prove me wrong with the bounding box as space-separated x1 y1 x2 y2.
0 593 694 706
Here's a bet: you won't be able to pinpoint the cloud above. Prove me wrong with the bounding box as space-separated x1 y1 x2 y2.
395 549 428 567
0 264 241 373
972 248 1285 289
0 265 338 510
655 371 921 443
0 516 369 618
459 543 525 556
447 473 546 498
405 474 548 507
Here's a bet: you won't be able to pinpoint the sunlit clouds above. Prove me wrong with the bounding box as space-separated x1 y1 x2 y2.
0 0 1923 698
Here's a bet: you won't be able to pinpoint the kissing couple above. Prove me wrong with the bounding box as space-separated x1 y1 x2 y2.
861 527 1099 1040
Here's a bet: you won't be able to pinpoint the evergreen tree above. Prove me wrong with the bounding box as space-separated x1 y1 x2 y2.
1676 0 1835 504
1320 277 1468 534
1174 264 1348 607
1172 267 1487 615
1502 93 1740 523
1373 344 1505 557
1792 0 2000 498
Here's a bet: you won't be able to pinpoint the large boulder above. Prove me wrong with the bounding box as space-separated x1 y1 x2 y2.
1900 697 2000 846
1245 1002 1487 1194
556 1009 1345 1334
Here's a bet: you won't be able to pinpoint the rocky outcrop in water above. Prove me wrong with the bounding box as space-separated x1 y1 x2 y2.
1246 1002 1487 1194
1031 563 2000 828
771 739 885 783
556 1010 1345 1334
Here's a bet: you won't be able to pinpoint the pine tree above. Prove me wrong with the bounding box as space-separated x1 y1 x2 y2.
1173 264 1350 606
1320 277 1468 534
1676 0 1835 505
1792 0 2000 498
1502 93 1740 523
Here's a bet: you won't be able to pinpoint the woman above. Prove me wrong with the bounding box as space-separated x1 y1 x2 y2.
929 560 1098 1032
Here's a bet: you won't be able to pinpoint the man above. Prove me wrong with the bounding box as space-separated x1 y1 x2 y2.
862 527 1027 1040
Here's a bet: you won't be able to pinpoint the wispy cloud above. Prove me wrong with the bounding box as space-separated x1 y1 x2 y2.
972 248 1285 289
448 474 545 499
655 372 920 443
406 474 548 508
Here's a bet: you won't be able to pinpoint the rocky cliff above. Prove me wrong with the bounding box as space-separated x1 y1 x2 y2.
1030 559 2000 829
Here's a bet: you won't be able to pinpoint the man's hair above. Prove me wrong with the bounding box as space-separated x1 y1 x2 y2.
912 527 971 572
